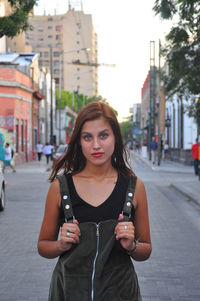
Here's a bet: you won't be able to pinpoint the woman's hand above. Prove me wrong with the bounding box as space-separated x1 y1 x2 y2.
114 214 136 252
60 219 81 252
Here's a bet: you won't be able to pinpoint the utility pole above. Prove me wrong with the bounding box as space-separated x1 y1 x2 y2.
149 41 156 160
50 45 54 144
157 39 161 166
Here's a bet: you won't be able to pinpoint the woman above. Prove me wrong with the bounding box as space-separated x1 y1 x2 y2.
38 102 152 301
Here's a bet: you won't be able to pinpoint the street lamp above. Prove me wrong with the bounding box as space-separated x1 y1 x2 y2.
148 109 152 161
156 99 161 166
58 47 90 144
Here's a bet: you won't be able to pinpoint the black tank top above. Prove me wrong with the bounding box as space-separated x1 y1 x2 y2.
59 173 135 224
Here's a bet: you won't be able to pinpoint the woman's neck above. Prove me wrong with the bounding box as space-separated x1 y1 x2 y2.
79 162 117 180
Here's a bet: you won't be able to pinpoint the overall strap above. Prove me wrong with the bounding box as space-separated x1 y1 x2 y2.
122 175 137 221
58 174 74 223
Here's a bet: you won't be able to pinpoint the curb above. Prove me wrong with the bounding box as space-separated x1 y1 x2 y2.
131 151 193 174
170 183 200 208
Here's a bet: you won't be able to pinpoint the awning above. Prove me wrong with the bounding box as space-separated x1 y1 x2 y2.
33 91 45 100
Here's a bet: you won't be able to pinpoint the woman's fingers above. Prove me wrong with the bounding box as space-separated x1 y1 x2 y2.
115 221 135 241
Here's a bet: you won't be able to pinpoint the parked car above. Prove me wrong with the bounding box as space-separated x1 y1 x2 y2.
0 168 6 211
53 144 68 168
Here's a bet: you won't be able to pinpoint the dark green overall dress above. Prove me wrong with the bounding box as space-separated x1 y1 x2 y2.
48 174 142 301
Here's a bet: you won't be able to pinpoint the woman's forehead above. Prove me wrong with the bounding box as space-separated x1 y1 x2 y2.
81 117 111 132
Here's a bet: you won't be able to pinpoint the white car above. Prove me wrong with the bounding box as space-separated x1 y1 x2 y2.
0 168 6 211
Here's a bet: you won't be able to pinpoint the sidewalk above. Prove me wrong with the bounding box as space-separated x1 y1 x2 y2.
131 150 200 208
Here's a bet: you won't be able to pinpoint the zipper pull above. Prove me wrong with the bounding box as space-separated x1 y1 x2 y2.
96 224 99 237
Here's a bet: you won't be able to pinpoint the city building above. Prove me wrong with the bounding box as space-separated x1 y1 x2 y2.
0 0 9 53
8 5 98 100
165 96 197 165
0 52 50 164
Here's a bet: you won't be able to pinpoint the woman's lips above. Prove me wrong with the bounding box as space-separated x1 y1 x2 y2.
91 152 104 158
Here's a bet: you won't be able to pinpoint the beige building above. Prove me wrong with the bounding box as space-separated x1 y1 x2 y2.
0 0 9 53
13 6 98 98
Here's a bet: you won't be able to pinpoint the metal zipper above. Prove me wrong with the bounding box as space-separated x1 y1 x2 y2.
91 223 100 301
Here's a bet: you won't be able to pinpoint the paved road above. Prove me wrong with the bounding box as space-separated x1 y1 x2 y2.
0 158 200 301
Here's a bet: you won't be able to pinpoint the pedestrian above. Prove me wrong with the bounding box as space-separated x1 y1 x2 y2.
191 138 199 176
37 102 152 301
164 140 169 160
43 142 53 165
36 141 43 161
2 143 16 173
150 136 158 164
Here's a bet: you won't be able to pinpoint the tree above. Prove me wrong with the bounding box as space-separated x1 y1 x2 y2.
120 120 133 143
153 0 200 126
0 0 37 38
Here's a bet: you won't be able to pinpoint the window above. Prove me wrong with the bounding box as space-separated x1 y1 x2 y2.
56 43 62 48
16 120 19 153
48 35 53 39
39 52 43 57
53 52 59 57
76 32 80 35
56 34 61 40
21 120 24 152
56 25 62 32
76 41 80 44
48 17 53 21
38 27 43 32
54 69 59 75
48 26 53 30
44 52 49 57
38 36 44 41
54 60 59 67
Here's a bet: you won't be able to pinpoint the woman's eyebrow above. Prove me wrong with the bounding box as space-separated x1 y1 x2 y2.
81 128 109 135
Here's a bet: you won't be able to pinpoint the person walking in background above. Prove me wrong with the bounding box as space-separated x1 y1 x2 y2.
37 102 151 301
43 142 53 165
191 138 199 176
150 136 158 164
36 141 43 161
164 140 169 160
2 143 16 173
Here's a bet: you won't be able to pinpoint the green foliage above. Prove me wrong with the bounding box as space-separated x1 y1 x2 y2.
186 98 200 124
120 121 132 142
0 0 37 38
153 0 200 125
56 89 111 113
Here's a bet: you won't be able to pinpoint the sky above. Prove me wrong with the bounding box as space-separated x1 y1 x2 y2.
34 0 171 121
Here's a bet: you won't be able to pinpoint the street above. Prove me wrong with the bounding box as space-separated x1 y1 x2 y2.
0 158 200 301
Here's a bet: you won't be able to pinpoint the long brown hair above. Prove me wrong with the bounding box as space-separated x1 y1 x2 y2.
49 102 133 181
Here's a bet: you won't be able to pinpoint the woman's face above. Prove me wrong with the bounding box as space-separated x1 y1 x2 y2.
80 117 115 166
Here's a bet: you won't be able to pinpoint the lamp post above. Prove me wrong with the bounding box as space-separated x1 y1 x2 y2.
58 47 90 144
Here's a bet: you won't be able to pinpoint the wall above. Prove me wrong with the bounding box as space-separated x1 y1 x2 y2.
0 66 33 164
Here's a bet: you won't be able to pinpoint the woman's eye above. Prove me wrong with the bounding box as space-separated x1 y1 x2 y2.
100 133 108 139
83 135 92 141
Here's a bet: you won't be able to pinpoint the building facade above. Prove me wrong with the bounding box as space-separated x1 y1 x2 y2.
165 96 197 165
9 6 98 99
0 64 33 164
0 52 52 164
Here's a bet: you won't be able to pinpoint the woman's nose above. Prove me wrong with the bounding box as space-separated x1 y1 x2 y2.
93 137 100 149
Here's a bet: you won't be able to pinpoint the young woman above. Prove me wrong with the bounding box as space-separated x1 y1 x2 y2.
38 102 152 301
